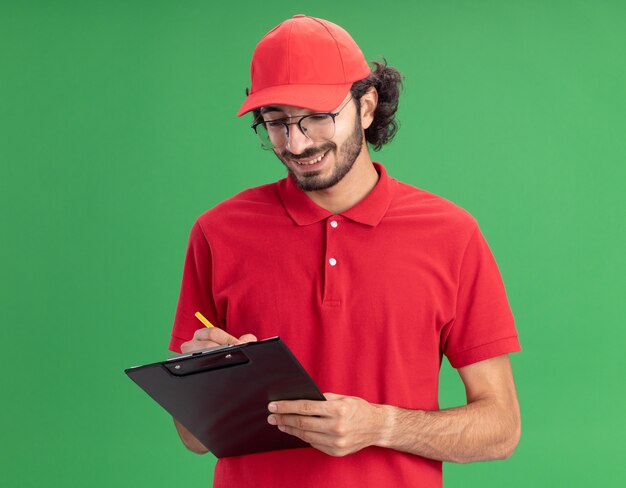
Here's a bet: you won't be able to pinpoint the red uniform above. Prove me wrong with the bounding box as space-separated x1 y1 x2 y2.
170 162 521 487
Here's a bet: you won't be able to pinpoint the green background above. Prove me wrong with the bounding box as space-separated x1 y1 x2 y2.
2 0 624 486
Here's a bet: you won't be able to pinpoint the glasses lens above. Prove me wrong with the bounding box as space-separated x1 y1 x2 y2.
301 114 335 141
265 121 289 148
254 122 275 149
253 113 336 149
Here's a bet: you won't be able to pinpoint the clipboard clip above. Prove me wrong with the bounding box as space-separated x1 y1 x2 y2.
167 343 235 361
163 349 250 377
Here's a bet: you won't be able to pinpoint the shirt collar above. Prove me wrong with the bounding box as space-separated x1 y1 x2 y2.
277 162 396 227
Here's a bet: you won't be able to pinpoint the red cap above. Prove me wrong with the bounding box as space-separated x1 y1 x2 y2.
237 15 371 117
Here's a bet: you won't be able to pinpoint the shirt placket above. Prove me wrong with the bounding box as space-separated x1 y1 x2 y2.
323 216 342 307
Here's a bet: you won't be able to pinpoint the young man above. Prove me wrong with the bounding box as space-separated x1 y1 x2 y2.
169 14 521 488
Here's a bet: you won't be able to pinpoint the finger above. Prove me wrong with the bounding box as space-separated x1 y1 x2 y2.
323 392 344 401
268 413 328 433
276 424 336 448
238 333 258 343
193 326 240 345
268 399 329 416
180 337 222 353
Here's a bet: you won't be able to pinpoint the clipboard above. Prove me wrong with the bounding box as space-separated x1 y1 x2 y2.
125 337 324 458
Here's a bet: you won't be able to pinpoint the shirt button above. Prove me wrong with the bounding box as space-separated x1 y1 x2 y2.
329 258 337 266
330 220 338 228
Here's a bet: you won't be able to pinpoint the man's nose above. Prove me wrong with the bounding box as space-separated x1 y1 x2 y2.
285 122 313 154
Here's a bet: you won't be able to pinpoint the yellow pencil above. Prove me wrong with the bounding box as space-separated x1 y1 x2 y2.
194 311 215 328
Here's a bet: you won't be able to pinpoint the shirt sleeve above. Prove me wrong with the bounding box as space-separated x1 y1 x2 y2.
168 220 220 354
441 225 521 368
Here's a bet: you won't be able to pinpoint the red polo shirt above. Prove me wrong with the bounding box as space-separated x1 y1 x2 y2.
169 162 520 487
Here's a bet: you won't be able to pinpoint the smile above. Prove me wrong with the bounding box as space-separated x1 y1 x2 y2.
294 151 328 166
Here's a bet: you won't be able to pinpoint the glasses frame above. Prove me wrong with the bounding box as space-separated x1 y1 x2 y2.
251 95 353 150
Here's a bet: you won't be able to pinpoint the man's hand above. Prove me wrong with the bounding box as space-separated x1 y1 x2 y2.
267 393 389 457
175 325 257 454
267 356 520 462
180 326 257 354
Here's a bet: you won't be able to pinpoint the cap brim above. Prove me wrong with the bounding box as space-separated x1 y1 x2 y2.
237 83 353 117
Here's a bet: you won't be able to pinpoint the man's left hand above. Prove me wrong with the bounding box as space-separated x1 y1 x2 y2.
267 393 389 457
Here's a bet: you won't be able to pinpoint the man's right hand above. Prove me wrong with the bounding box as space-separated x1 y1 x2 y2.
180 326 258 354
175 326 258 454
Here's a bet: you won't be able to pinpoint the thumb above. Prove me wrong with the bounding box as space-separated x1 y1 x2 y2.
238 333 258 343
322 392 343 401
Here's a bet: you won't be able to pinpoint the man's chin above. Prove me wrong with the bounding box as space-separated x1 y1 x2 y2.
290 171 324 191
291 171 343 192
283 160 331 191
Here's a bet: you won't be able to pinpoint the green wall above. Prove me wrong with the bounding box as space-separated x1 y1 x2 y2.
2 0 624 486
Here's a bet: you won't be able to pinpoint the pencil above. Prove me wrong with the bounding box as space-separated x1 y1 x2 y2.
194 311 215 328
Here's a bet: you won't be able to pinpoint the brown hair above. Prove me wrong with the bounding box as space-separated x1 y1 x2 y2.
351 59 404 151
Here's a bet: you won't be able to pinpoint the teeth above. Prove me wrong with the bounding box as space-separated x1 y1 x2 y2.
296 152 326 165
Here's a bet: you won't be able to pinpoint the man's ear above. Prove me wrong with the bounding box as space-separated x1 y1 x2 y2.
359 87 378 130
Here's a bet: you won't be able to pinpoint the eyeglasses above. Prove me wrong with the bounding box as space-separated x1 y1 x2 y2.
251 96 353 150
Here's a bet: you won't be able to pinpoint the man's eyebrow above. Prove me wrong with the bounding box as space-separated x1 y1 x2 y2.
260 106 282 114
